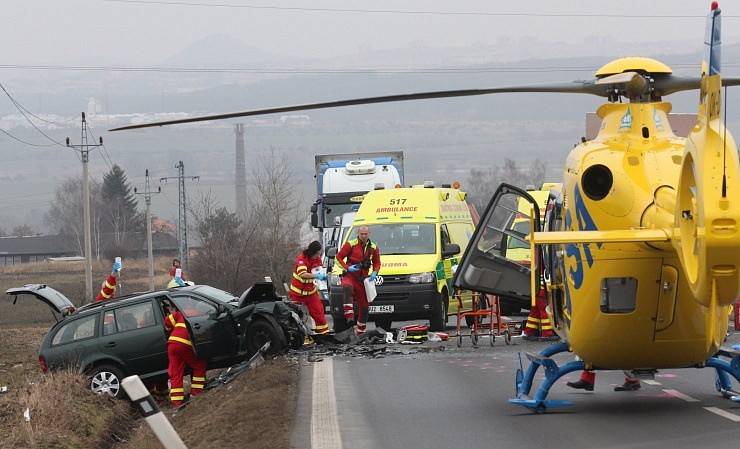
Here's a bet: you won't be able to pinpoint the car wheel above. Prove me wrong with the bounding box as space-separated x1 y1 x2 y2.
429 290 448 332
374 317 392 332
89 364 125 398
246 318 287 356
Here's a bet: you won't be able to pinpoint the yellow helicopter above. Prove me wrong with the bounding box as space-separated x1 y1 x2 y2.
112 2 740 413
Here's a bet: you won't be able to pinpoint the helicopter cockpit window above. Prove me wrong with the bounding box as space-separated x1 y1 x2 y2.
476 192 532 262
600 277 638 314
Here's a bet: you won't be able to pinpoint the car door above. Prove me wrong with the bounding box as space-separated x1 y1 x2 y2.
45 313 100 371
169 293 238 363
453 183 541 301
98 299 168 376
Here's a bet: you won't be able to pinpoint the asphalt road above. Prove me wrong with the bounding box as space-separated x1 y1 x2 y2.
294 325 740 449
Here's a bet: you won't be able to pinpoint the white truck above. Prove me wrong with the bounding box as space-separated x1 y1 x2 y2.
310 152 404 306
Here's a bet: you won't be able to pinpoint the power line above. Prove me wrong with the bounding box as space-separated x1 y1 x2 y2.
0 82 69 148
0 62 729 75
0 127 58 147
103 0 740 18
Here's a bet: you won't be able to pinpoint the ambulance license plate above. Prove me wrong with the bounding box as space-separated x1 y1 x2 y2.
369 305 394 314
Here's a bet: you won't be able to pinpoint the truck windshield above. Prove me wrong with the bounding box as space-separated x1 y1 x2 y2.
324 203 358 228
347 223 436 255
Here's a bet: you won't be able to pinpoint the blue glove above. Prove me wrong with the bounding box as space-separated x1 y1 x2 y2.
314 271 327 281
175 276 186 287
347 264 360 273
369 271 378 282
112 261 122 273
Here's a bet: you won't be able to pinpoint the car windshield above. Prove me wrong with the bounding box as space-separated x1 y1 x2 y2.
193 285 238 303
347 223 436 255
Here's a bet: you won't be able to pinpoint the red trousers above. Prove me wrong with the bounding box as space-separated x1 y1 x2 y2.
167 342 207 405
523 292 554 337
341 275 368 326
290 292 328 333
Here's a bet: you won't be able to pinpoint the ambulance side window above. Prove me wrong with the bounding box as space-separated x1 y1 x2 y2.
440 224 452 247
446 222 475 253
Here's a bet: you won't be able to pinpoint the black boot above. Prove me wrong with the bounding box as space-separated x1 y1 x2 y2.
566 379 594 391
614 380 641 391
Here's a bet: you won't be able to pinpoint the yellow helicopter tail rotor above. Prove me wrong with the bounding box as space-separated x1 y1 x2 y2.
674 4 740 309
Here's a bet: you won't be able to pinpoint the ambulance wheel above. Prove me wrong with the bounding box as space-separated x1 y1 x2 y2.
374 317 393 332
429 290 449 332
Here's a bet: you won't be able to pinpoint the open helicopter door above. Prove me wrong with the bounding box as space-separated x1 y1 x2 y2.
454 184 541 301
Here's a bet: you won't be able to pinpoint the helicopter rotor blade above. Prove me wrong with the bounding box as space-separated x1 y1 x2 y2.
109 81 607 131
652 76 740 96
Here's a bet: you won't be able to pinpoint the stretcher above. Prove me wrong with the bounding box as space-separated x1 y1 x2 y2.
454 290 523 347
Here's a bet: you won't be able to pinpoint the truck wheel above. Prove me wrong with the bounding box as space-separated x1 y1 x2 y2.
429 290 448 332
246 318 287 356
374 317 393 332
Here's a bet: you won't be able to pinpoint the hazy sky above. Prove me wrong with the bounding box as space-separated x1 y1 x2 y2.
4 0 737 66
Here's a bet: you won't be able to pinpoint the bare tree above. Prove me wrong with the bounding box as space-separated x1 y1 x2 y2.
11 224 35 237
189 150 304 294
45 177 104 256
250 149 304 291
465 157 549 214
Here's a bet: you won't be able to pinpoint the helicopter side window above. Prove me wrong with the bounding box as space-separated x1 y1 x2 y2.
600 277 638 314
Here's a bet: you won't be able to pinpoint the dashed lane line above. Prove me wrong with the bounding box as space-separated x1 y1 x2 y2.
704 407 740 422
311 358 342 449
663 389 701 402
643 380 662 386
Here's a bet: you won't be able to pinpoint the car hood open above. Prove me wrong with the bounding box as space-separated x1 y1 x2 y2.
6 284 76 316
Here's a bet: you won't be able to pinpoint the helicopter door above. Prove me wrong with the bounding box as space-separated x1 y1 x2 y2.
454 183 540 301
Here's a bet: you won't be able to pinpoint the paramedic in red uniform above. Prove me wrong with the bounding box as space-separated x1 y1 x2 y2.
335 225 381 335
288 240 330 334
95 260 121 302
163 301 207 406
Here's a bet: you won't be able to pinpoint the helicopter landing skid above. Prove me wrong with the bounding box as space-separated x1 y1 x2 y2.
707 346 740 402
510 341 585 413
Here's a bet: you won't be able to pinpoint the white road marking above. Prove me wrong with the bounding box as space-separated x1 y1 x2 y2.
663 389 700 402
643 380 662 386
704 407 740 422
311 358 343 449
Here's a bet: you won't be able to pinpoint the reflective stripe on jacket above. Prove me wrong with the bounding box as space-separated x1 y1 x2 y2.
164 311 193 347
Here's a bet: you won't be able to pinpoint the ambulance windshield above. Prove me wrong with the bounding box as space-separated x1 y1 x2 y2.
348 223 436 255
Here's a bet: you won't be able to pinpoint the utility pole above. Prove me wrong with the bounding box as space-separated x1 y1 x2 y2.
66 112 103 303
134 169 161 291
160 161 198 272
234 124 247 216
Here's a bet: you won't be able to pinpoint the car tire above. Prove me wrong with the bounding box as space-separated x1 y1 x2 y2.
246 317 287 356
374 317 392 332
89 364 126 398
429 290 448 332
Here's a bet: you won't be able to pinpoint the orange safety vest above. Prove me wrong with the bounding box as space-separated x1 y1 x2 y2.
95 273 118 302
288 253 322 298
164 311 193 347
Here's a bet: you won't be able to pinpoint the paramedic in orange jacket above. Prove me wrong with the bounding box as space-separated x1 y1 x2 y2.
288 240 330 334
163 301 207 406
95 260 121 302
335 225 381 335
